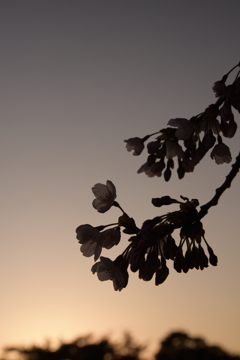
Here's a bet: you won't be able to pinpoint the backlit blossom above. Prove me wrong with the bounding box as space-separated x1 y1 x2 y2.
175 221 218 273
92 180 116 213
100 228 121 249
212 80 227 97
147 140 161 154
124 137 144 155
168 118 194 140
91 256 126 291
76 224 101 261
220 101 234 123
220 119 237 138
210 143 232 164
166 141 184 159
137 162 155 177
139 251 160 281
155 259 169 285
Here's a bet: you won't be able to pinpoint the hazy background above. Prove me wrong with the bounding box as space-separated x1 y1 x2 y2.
1 0 240 357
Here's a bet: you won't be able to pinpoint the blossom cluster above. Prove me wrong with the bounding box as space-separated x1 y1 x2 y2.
75 64 240 291
76 224 121 261
125 62 240 180
76 181 218 291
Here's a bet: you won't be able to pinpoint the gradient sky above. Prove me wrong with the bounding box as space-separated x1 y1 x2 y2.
1 0 240 358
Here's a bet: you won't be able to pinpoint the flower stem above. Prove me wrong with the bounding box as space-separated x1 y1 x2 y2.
113 201 126 214
149 131 161 137
105 223 119 228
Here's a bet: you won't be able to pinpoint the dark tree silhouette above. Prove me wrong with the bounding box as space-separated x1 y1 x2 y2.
3 333 144 360
3 332 240 360
155 331 240 360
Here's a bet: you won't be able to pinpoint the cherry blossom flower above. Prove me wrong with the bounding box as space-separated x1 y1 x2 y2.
91 256 126 291
124 137 145 155
173 221 218 273
168 118 194 140
76 224 102 261
212 80 227 97
100 228 121 249
155 259 169 285
147 140 161 154
166 141 184 159
206 244 218 266
139 251 160 281
220 119 237 138
151 160 165 177
129 246 146 272
92 180 116 213
210 143 232 164
137 161 155 177
220 101 234 123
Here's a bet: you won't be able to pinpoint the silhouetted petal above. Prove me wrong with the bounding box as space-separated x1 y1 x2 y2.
198 246 209 270
124 137 145 155
164 167 172 181
155 259 169 285
220 101 234 123
147 140 161 154
100 228 121 249
114 255 129 289
76 224 102 261
191 245 200 270
183 247 193 272
151 159 165 176
177 160 185 179
210 143 232 164
137 161 155 177
166 141 184 159
139 251 160 281
168 118 194 140
212 77 227 97
92 180 116 213
220 119 237 138
92 256 126 291
163 235 178 260
174 248 185 273
207 245 218 266
129 246 146 272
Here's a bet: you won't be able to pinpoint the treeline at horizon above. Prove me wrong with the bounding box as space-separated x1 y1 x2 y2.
2 330 240 360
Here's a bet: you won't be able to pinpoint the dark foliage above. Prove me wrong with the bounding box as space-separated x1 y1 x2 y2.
155 331 240 360
3 331 240 360
3 333 144 360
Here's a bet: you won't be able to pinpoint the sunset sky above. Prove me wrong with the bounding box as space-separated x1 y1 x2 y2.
1 0 240 358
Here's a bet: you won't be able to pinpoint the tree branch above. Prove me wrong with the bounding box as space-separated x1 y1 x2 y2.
197 152 240 220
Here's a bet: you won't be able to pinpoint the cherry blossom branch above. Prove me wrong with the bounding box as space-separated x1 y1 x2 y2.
197 151 240 220
76 63 240 290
